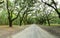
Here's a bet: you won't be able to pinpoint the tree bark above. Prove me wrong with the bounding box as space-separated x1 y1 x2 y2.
19 16 22 26
47 19 50 26
46 14 50 26
6 0 12 27
9 21 12 27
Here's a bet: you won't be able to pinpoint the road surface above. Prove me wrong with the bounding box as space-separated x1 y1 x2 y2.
8 24 57 38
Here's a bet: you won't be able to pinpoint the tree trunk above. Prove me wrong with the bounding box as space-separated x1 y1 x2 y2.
46 15 50 26
9 21 12 27
19 11 27 26
47 19 50 26
20 20 22 26
8 18 12 27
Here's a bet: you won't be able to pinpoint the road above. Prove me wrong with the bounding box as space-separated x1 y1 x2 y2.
8 24 57 38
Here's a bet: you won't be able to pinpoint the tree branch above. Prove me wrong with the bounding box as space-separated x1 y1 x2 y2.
41 0 60 18
41 1 55 9
12 6 26 21
0 1 4 4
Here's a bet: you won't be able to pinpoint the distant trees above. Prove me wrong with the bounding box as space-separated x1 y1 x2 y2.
17 0 38 25
33 3 54 26
6 0 38 27
42 4 52 26
41 0 60 18
45 10 53 26
0 0 60 26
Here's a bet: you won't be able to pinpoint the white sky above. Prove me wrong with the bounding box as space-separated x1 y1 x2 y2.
57 0 60 4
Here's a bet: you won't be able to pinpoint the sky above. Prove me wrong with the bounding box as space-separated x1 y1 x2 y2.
57 0 60 4
55 0 60 8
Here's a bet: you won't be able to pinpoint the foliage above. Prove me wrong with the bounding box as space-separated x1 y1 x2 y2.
0 0 60 26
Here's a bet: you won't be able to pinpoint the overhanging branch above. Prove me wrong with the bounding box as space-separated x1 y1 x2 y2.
41 0 55 9
0 1 4 4
12 6 26 21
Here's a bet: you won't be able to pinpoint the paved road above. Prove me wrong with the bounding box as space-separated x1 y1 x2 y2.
8 24 57 38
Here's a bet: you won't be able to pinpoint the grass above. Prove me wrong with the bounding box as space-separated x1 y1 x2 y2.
45 24 60 26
